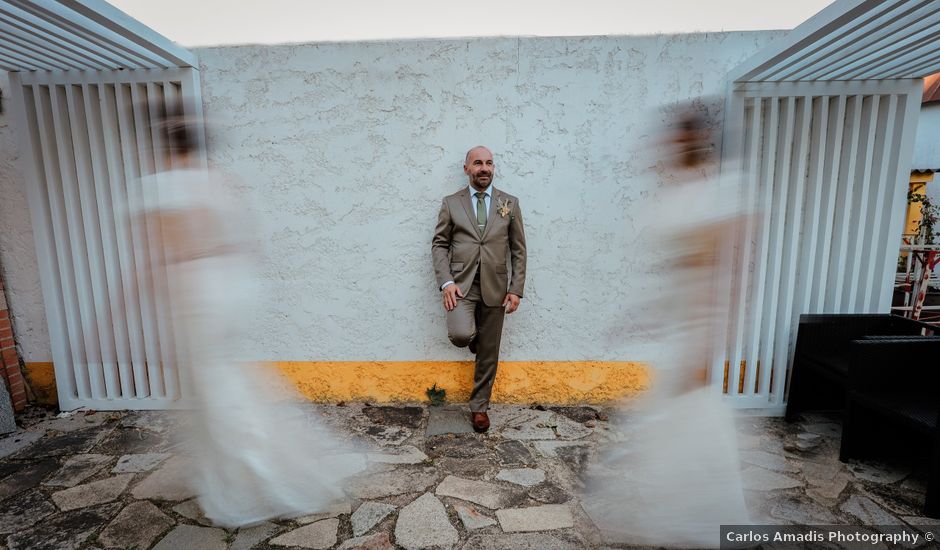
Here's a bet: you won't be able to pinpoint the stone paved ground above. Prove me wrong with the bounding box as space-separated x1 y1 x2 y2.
0 402 936 549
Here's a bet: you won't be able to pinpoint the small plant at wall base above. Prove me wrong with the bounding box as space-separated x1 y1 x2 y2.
426 384 446 406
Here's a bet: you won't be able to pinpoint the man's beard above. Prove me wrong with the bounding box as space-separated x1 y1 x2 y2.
472 173 492 188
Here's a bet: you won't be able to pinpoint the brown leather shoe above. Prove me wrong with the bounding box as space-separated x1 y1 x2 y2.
471 412 490 433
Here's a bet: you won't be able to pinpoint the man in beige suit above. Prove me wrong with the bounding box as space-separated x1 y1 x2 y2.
432 146 527 433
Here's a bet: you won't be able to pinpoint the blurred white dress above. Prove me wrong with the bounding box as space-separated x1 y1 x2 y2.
584 175 750 548
136 167 360 527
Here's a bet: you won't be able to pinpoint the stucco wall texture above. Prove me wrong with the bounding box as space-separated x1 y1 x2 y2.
0 32 782 363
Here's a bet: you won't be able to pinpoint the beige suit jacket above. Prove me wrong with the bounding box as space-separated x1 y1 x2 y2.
432 187 527 307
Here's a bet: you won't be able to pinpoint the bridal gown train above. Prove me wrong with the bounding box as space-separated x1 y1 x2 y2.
136 167 360 527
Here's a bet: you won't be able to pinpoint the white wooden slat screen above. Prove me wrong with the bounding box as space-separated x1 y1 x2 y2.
715 80 922 413
8 68 203 410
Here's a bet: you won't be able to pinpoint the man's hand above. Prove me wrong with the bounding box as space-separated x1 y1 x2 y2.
502 293 521 314
443 284 464 311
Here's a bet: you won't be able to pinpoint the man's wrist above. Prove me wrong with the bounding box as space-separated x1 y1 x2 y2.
441 281 455 291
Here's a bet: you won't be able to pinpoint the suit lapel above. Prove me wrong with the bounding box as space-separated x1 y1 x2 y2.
456 188 480 237
481 188 500 239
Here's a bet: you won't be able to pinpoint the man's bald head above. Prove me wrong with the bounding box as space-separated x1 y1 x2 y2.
465 146 492 164
464 146 495 192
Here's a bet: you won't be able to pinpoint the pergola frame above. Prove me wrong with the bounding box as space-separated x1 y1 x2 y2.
2 0 203 410
715 0 940 414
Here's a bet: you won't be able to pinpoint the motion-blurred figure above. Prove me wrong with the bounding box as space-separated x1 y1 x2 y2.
583 100 750 547
133 102 360 527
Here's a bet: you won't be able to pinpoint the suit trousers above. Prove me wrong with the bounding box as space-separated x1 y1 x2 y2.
446 277 505 412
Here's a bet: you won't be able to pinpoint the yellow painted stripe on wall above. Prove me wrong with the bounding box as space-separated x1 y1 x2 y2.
25 361 651 406
272 361 651 404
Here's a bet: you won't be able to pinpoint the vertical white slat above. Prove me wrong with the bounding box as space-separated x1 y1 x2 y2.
727 96 764 395
845 95 882 311
774 96 813 406
711 86 746 390
794 97 830 321
827 95 863 312
144 81 180 400
862 94 899 310
51 83 107 400
101 82 149 398
743 97 780 396
158 80 183 400
121 82 164 398
758 97 797 398
811 95 847 312
876 86 924 310
64 83 118 399
130 82 167 398
34 85 92 399
7 76 81 408
81 82 134 398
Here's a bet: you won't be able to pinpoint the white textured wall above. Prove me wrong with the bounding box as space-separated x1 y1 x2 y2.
0 32 782 362
0 72 50 362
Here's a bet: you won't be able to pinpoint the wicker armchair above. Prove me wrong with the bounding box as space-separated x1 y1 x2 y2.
784 314 935 422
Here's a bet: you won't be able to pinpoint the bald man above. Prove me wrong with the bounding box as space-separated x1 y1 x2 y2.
431 146 527 433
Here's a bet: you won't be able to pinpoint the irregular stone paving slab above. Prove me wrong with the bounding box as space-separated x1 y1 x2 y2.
531 440 585 458
496 504 575 533
496 468 545 487
338 531 393 550
295 499 352 524
131 455 195 501
93 426 169 454
0 458 58 501
368 445 428 464
739 450 800 474
152 524 228 550
770 495 838 524
173 499 214 526
51 473 133 511
554 445 590 474
902 516 940 528
395 492 458 550
528 482 571 504
437 475 516 510
462 532 586 550
363 406 424 428
741 466 802 491
548 406 599 423
7 502 120 550
426 435 489 459
840 494 904 526
351 501 397 536
495 440 534 466
426 407 474 436
497 409 592 441
362 425 412 446
345 467 438 499
13 426 103 459
43 453 112 487
270 518 339 549
231 521 281 550
0 429 44 459
112 452 170 473
434 457 497 479
0 490 56 534
99 500 175 549
455 502 497 530
801 422 841 438
45 412 113 432
847 460 910 484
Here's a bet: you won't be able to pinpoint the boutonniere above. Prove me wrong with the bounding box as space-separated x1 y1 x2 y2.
497 197 513 218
